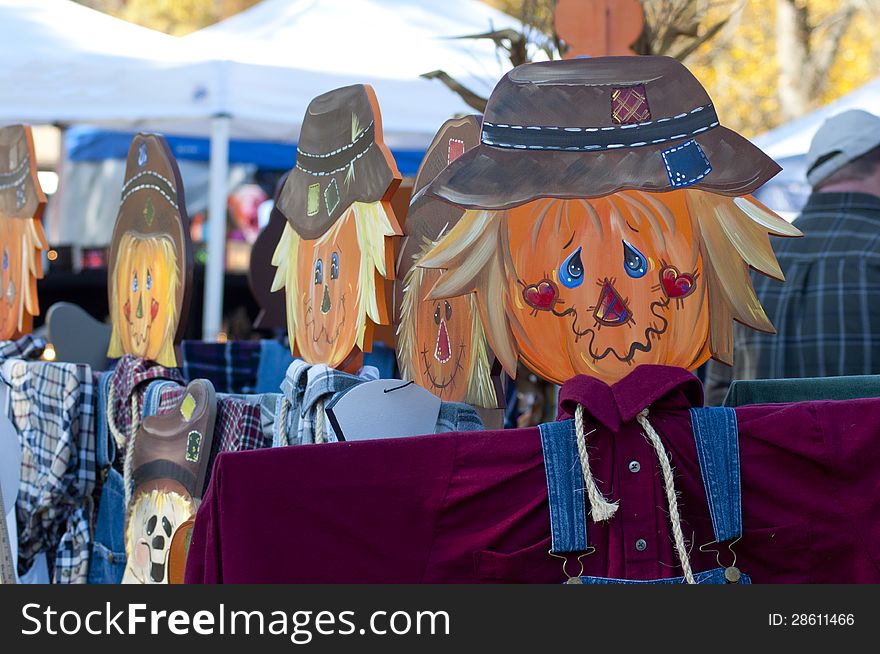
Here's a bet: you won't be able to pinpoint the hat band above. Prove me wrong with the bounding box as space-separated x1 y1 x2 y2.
481 103 719 152
134 459 197 496
296 121 375 176
0 156 29 191
121 170 178 210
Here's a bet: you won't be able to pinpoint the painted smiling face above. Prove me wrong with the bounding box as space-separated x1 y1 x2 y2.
272 200 399 370
111 231 179 365
294 208 361 366
411 268 475 399
0 126 47 341
506 192 709 384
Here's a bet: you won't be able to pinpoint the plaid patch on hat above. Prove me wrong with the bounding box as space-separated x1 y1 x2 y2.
611 85 651 125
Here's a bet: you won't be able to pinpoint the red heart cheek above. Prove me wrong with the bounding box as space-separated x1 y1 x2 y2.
124 300 130 321
523 279 558 311
660 266 695 299
151 300 159 320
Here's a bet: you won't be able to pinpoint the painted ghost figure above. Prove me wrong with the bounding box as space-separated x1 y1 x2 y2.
396 116 502 407
107 134 193 368
421 57 800 385
272 84 402 371
0 125 48 341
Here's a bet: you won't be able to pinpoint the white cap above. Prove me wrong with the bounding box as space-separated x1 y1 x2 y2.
806 109 880 187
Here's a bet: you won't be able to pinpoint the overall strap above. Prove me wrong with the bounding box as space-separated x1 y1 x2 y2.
539 419 588 554
688 406 742 544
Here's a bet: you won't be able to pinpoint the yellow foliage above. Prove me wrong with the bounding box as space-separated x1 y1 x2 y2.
690 1 879 137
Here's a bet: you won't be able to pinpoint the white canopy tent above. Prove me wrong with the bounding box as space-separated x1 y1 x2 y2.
751 77 880 218
1 0 523 340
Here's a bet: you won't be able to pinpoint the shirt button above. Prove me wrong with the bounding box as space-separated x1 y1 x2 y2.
628 460 640 473
635 538 648 552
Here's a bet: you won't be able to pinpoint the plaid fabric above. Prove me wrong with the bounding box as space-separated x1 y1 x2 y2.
7 361 96 583
155 384 270 491
273 361 483 446
611 85 650 124
0 335 46 361
180 340 262 394
106 355 184 458
705 192 880 403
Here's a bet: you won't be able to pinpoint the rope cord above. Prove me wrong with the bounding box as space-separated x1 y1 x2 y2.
574 404 619 522
636 408 696 584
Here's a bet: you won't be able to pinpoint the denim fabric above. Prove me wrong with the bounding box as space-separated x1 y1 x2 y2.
87 371 126 584
362 342 398 380
690 407 742 544
579 568 750 584
142 380 181 418
541 407 745 583
538 419 588 554
255 340 294 393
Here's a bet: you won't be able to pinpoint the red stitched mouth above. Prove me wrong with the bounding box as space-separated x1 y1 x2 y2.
434 318 451 363
594 281 631 326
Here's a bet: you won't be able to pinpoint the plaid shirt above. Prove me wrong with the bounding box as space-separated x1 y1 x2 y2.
180 340 262 394
106 355 184 457
705 192 880 403
6 361 96 583
0 335 46 361
272 361 483 446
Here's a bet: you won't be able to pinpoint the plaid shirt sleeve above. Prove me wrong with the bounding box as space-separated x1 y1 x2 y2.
10 361 96 583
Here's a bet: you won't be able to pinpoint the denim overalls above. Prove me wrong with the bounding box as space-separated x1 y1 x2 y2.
88 375 180 583
539 406 749 584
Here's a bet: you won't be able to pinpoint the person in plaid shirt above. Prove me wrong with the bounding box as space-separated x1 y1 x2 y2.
705 110 880 404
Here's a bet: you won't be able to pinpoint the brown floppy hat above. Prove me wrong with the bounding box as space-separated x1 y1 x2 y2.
130 379 218 501
276 84 400 240
395 115 482 323
107 133 194 351
427 56 780 210
0 125 45 220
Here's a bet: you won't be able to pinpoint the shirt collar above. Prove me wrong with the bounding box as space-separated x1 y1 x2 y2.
556 365 703 432
801 192 880 218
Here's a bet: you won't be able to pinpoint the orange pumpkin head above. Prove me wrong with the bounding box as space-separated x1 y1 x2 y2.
0 125 48 341
272 85 402 370
420 190 800 385
107 134 192 368
272 201 399 370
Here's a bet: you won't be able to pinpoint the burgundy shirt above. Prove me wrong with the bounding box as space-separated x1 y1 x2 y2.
185 365 880 583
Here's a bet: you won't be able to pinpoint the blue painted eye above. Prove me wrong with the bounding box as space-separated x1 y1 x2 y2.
623 240 648 278
314 259 323 285
330 252 339 280
2 249 7 271
132 273 138 293
146 269 152 291
559 247 584 288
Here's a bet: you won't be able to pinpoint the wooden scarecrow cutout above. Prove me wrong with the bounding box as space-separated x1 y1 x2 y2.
420 57 801 386
0 125 48 341
107 134 193 368
395 116 503 408
272 85 403 371
247 175 289 331
122 379 216 584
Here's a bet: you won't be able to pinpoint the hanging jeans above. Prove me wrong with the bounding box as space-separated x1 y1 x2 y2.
87 371 127 584
539 406 749 584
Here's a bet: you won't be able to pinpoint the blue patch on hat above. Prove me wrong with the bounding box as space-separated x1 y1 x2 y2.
661 139 711 188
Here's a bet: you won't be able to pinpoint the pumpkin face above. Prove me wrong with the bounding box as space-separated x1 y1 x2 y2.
0 126 47 341
111 232 179 366
505 192 710 384
292 208 363 368
410 267 475 400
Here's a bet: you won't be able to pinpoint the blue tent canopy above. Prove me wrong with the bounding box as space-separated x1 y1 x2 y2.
65 125 426 176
